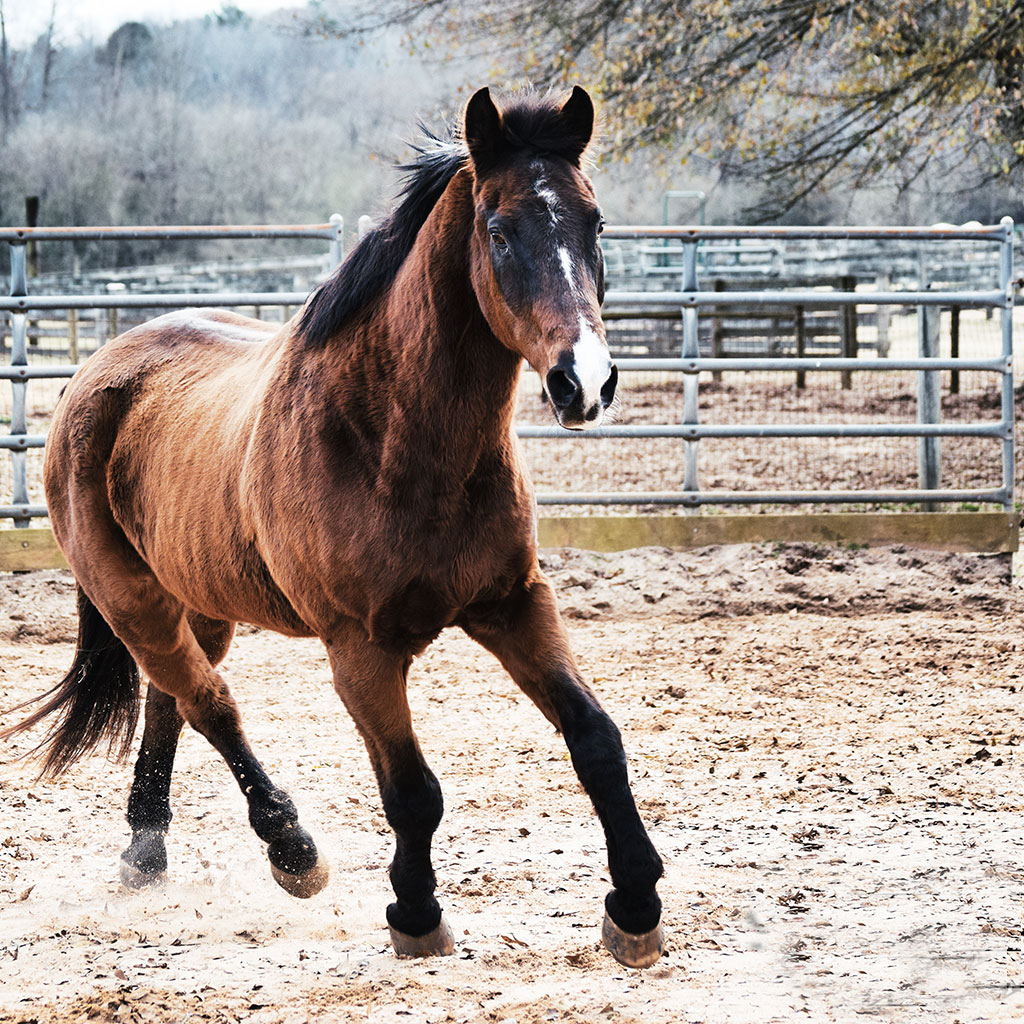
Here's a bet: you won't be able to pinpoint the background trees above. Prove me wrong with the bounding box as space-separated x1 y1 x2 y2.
354 0 1024 222
1 0 1021 272
0 3 470 270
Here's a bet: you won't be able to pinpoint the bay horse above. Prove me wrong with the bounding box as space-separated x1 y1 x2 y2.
3 87 663 967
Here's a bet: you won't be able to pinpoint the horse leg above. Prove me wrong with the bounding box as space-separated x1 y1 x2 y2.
461 572 664 968
327 627 452 957
120 614 235 888
91 572 328 899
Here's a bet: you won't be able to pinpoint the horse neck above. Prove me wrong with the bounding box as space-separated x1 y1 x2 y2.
396 171 519 403
342 171 523 495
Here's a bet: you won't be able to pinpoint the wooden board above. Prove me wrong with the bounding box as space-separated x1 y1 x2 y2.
0 513 1017 573
537 512 1019 554
0 528 69 571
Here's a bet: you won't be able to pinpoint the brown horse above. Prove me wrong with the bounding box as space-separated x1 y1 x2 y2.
3 87 663 967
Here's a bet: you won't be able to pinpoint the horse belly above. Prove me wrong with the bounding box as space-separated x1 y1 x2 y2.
110 430 311 635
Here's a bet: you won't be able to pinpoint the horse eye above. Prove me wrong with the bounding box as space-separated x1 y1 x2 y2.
489 228 509 251
597 217 606 235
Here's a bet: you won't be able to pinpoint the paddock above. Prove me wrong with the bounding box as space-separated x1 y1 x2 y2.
1 217 1021 1020
1 543 1020 1024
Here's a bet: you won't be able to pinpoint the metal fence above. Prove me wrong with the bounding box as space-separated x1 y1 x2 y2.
0 220 344 524
526 221 1015 511
0 219 1015 524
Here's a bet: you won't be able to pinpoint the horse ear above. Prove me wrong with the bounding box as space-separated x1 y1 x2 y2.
465 87 503 175
559 85 594 165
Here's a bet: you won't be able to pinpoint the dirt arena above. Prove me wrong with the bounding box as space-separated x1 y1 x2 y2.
1 543 1022 1023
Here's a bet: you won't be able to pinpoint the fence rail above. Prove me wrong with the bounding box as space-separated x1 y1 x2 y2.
1 218 1016 525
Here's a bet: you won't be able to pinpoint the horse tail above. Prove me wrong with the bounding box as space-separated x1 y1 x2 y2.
2 586 141 778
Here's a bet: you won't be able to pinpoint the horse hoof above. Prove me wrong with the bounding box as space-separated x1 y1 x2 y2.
389 916 455 958
270 853 329 898
601 911 664 968
119 855 166 890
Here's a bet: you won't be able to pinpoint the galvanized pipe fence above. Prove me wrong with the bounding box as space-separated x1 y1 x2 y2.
0 218 1015 524
527 220 1015 510
0 219 344 524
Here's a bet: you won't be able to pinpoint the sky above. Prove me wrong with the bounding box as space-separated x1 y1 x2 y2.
3 0 298 47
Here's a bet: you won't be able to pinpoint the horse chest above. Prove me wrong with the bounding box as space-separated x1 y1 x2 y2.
362 529 533 656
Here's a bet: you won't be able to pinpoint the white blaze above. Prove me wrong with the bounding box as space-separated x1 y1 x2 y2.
537 171 612 427
573 313 611 417
534 170 561 227
558 246 579 298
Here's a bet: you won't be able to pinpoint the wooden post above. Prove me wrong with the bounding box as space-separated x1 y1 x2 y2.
24 196 40 277
104 282 125 343
875 272 891 357
711 279 724 381
25 199 40 349
918 296 941 510
795 305 806 390
840 274 857 390
68 308 79 363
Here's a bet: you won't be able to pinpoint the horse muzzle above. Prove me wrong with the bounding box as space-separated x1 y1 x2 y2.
546 360 618 429
545 315 618 429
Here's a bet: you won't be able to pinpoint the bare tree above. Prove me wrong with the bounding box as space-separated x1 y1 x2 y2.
39 0 58 106
336 0 1024 217
0 0 13 131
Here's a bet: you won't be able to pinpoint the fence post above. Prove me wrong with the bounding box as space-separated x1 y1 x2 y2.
68 308 79 363
949 305 960 396
917 289 941 509
710 279 724 381
329 213 344 267
795 305 806 390
874 272 891 356
681 241 700 508
840 274 857 389
998 216 1015 514
105 282 125 342
8 244 29 528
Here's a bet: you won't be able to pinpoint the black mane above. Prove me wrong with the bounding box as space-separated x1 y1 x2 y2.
297 129 468 349
297 92 579 349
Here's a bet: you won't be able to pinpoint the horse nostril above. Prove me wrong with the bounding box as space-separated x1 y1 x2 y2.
546 367 580 410
600 365 618 407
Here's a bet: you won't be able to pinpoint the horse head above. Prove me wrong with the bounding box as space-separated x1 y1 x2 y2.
465 86 618 430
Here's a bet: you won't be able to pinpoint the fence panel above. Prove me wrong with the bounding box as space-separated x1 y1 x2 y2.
0 219 1015 528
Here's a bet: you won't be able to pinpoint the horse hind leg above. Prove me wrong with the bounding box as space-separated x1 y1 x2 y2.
120 614 235 889
95 578 328 899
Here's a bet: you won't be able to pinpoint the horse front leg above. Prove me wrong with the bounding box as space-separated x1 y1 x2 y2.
326 626 453 958
461 570 664 968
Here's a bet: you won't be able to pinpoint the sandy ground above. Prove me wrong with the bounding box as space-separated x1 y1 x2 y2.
1 544 1023 1023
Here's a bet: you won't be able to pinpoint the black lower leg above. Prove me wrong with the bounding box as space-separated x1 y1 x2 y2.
190 697 319 876
123 686 183 877
559 683 663 935
380 756 445 937
226 749 319 876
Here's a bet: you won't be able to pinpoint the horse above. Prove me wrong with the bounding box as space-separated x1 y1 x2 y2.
2 86 664 968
